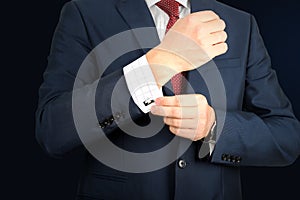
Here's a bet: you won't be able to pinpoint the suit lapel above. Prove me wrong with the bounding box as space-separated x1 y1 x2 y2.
116 0 160 53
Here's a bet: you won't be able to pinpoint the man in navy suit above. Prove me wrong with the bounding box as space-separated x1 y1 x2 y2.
36 0 300 199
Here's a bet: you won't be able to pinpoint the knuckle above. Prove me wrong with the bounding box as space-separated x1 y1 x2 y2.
222 31 228 41
222 43 229 53
206 10 214 15
219 19 226 29
196 94 206 103
196 25 205 35
196 94 202 102
190 95 198 105
193 132 200 141
217 33 223 42
170 126 179 135
186 15 195 25
175 96 181 106
169 126 174 134
163 117 168 124
217 43 228 54
207 10 219 18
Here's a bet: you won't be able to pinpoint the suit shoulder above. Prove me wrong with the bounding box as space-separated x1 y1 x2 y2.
214 1 251 21
66 0 123 18
72 0 118 9
213 1 253 29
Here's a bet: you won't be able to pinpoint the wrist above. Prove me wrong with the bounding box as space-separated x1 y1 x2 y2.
146 48 190 87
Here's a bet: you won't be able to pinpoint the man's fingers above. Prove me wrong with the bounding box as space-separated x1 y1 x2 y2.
151 94 215 142
207 42 228 58
169 126 204 141
191 10 220 22
200 31 227 46
155 96 180 107
201 19 226 35
164 117 198 129
150 105 199 118
155 95 207 107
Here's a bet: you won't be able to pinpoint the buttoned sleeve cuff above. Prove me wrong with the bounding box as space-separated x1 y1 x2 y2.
123 55 163 113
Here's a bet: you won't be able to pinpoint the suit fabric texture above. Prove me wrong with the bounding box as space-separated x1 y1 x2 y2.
35 0 300 199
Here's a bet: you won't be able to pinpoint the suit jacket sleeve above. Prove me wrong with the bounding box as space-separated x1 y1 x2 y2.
35 2 145 157
211 16 300 166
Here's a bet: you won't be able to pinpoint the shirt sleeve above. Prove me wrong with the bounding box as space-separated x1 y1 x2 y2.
123 55 163 113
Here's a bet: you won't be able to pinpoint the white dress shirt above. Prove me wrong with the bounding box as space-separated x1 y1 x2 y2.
123 0 190 113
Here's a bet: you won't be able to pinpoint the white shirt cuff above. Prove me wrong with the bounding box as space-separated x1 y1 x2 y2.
123 55 163 113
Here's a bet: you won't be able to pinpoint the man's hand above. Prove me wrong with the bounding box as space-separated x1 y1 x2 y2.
150 94 216 141
146 10 228 87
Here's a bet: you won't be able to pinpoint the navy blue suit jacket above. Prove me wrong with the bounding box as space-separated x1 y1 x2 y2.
36 0 300 199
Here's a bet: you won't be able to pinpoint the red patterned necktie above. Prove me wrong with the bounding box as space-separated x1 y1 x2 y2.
156 0 185 95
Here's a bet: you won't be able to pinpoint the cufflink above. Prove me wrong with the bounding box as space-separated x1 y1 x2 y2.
143 99 155 106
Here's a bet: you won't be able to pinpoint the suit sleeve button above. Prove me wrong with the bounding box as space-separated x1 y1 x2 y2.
230 155 236 162
221 154 227 161
236 156 242 163
99 122 105 128
114 113 121 120
109 116 114 123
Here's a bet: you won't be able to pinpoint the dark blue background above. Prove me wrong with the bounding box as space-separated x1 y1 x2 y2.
4 0 299 199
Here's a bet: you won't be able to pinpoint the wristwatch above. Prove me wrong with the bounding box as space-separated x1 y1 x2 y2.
198 120 217 160
203 120 217 145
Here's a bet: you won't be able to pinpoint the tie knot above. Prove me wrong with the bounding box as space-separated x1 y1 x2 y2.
156 0 180 18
